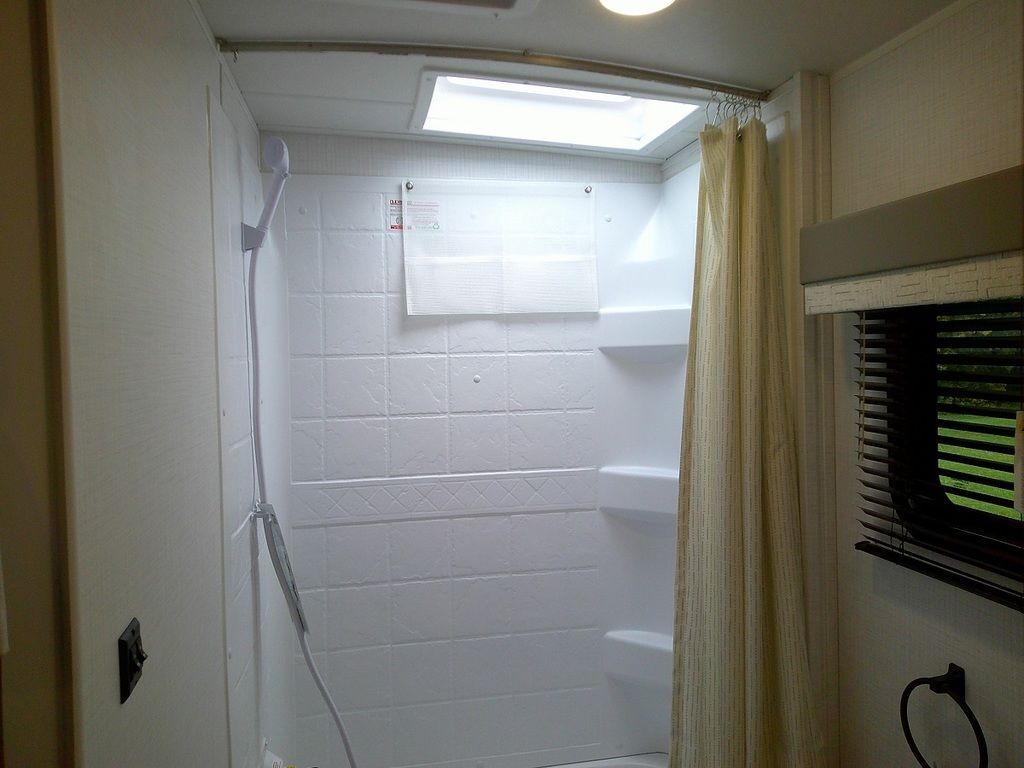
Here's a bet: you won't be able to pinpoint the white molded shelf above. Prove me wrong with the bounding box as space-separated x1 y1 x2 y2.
597 306 690 361
603 630 673 687
598 466 679 528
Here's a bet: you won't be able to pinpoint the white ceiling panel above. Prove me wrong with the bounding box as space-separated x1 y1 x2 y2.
228 52 420 103
230 51 710 160
244 93 415 134
322 0 542 17
202 0 952 91
203 0 952 160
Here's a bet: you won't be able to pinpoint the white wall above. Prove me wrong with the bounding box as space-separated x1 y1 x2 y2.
257 166 302 767
211 77 296 765
831 0 1022 216
829 1 1024 765
48 0 282 763
594 162 698 752
270 131 695 768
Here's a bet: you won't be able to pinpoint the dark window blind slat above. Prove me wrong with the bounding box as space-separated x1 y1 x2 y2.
859 431 1016 457
937 353 1024 366
859 508 1017 556
937 371 1023 387
936 317 1023 331
933 298 1024 315
937 434 1016 456
937 417 1016 438
937 402 1020 419
938 466 1016 492
934 336 1022 349
858 520 1021 580
936 385 1020 403
936 449 1016 473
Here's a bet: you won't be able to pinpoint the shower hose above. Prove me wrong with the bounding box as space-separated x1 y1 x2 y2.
245 228 359 768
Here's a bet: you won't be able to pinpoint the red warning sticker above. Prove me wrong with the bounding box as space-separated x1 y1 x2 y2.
388 199 404 231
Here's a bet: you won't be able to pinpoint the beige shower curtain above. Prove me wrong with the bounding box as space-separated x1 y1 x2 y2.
670 117 819 767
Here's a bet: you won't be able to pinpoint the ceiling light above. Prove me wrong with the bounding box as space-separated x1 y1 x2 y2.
599 0 676 16
419 75 698 151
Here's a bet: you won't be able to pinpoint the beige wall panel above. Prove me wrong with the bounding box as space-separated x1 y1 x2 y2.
50 0 231 763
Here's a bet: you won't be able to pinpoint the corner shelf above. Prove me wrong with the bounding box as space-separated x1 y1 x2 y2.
597 306 690 362
598 466 679 529
603 630 673 688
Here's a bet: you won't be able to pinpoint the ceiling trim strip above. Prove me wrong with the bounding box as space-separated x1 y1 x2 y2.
215 38 769 101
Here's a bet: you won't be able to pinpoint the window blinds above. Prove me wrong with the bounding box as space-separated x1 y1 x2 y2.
401 180 598 315
855 297 1024 611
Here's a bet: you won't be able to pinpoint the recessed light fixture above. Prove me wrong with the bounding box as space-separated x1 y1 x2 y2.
599 0 676 16
419 75 698 151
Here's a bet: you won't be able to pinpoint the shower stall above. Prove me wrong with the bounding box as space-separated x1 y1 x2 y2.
213 113 699 767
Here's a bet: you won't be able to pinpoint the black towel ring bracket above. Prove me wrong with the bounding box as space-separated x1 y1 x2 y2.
900 663 988 768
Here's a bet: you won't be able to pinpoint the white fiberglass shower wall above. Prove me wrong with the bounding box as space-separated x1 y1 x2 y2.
211 73 297 766
272 132 698 768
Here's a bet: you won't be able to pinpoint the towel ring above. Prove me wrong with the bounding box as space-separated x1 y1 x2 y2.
900 663 988 768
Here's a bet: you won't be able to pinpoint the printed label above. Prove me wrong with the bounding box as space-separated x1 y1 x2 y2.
388 198 405 231
406 200 441 231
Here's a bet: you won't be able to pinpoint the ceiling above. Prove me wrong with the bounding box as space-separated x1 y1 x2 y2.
201 0 952 160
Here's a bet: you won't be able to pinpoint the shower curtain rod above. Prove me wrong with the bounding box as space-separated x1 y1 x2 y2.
215 39 769 102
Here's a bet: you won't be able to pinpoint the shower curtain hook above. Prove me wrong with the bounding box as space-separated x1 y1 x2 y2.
705 92 719 126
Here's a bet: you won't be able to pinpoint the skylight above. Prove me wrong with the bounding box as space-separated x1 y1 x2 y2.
420 75 698 152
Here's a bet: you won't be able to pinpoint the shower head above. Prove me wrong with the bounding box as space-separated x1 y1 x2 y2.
262 136 289 176
242 137 290 253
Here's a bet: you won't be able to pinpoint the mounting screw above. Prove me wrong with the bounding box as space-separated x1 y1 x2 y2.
405 181 414 191
584 185 593 194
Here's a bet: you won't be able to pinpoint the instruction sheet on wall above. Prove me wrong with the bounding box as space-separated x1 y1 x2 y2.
401 179 597 315
391 198 442 231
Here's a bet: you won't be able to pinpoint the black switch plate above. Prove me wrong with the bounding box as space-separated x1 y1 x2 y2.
118 618 147 703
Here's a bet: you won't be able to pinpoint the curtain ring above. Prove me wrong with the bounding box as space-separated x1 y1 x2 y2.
704 92 715 125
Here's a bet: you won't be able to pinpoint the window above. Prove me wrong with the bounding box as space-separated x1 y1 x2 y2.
416 74 698 152
855 297 1023 611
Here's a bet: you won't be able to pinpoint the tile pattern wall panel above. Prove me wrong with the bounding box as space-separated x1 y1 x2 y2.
284 173 619 768
291 469 597 525
268 131 662 184
291 509 605 768
213 96 299 765
285 175 599 484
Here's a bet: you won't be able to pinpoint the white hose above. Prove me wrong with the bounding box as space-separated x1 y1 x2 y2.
247 243 268 504
300 631 359 768
258 505 359 768
242 140 359 768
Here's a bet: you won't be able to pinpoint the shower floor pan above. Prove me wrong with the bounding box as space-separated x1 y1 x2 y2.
545 754 667 768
